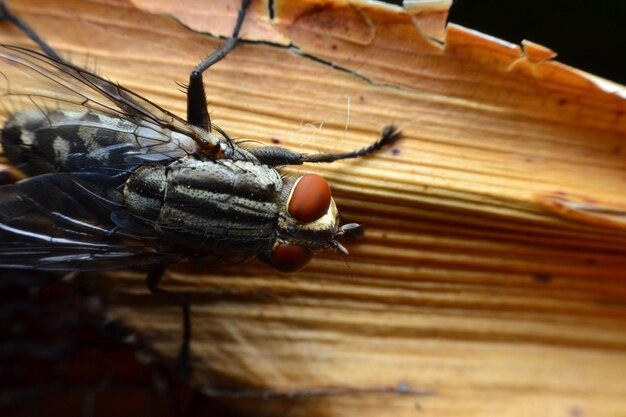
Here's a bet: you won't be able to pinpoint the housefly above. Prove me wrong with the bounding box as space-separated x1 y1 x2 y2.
0 0 400 374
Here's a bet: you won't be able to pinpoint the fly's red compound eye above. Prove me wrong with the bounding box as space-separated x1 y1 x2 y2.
288 174 331 222
272 244 312 273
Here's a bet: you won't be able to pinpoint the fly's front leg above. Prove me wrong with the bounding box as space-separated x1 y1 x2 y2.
251 125 402 167
0 1 64 62
187 0 252 130
146 265 192 378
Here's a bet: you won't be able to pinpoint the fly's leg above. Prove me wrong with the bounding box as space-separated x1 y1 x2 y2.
146 265 192 379
251 125 402 167
0 1 64 62
187 0 251 130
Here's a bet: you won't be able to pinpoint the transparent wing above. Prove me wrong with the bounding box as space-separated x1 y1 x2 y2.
0 172 184 271
0 44 229 160
0 44 220 271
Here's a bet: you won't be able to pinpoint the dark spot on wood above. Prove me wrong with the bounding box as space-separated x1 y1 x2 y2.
271 137 281 144
569 405 584 417
391 147 400 155
584 258 597 265
558 98 568 106
331 44 337 50
532 273 551 283
612 145 622 154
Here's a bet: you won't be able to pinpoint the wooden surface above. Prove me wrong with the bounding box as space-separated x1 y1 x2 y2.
2 0 626 416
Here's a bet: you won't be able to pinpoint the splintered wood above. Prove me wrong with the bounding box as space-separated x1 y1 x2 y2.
1 0 626 416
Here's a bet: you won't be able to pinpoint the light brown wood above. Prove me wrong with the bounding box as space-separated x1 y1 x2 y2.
1 0 626 416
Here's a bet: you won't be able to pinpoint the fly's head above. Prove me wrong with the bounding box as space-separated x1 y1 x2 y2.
271 174 358 273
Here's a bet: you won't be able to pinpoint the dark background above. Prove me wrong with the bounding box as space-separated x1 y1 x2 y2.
385 0 626 85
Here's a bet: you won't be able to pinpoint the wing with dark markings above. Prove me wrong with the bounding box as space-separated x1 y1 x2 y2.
0 44 176 128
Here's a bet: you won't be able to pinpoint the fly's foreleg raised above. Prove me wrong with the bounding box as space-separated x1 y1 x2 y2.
186 0 252 129
251 125 402 167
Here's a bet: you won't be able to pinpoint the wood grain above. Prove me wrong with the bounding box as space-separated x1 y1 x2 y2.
1 0 626 416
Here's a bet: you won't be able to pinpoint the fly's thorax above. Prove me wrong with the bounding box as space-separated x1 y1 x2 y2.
270 173 343 273
124 157 284 255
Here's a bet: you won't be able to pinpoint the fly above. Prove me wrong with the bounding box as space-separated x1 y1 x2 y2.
0 0 400 375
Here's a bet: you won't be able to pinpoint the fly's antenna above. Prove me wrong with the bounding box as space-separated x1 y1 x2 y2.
330 239 349 256
330 222 360 256
331 222 362 271
330 239 352 272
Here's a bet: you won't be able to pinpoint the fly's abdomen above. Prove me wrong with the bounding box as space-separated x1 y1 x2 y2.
1 110 199 176
123 165 167 220
124 158 284 255
2 110 140 175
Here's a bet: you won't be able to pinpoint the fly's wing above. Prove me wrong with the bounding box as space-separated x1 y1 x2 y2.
0 44 230 160
0 171 185 271
0 45 217 271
